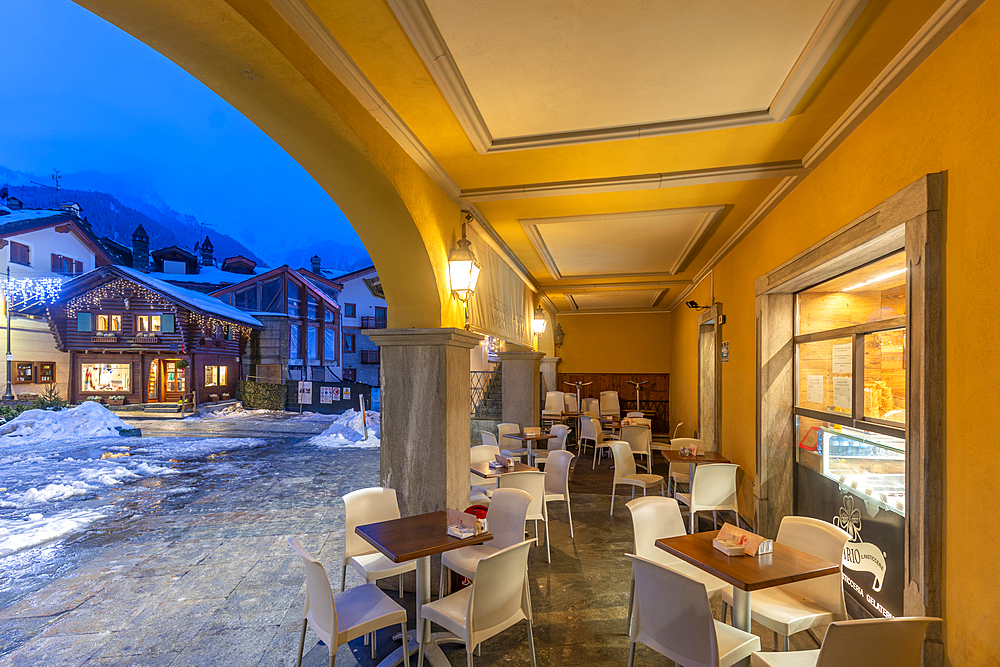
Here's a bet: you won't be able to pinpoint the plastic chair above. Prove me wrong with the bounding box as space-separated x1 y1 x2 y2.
581 397 599 414
419 540 536 667
499 470 550 562
676 463 739 533
627 554 759 667
621 424 653 472
534 423 568 468
626 411 644 418
543 450 575 539
480 430 500 448
469 444 501 503
341 488 416 594
497 423 520 439
610 442 665 515
440 488 531 598
289 537 410 667
581 417 614 469
750 617 941 667
496 423 529 461
672 421 684 439
541 391 565 425
564 393 579 414
625 496 729 631
599 390 620 418
667 438 706 497
725 516 851 651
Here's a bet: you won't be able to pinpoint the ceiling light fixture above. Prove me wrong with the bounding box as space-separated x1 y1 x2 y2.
449 215 481 304
841 267 907 292
532 304 548 335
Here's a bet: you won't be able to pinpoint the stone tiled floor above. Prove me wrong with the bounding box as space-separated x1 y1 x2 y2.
0 440 819 666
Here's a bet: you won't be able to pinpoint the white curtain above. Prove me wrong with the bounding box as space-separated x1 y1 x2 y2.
467 226 533 347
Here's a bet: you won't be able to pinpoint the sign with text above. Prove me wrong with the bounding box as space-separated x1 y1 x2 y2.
297 381 313 404
721 341 729 362
320 386 334 404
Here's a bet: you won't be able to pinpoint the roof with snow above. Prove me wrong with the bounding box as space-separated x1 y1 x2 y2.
0 206 116 265
332 265 377 282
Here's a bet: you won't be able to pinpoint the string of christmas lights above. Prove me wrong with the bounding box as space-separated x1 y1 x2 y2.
1 277 63 306
66 278 175 317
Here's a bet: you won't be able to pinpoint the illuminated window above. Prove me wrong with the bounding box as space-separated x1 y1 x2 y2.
96 314 122 332
205 365 218 387
81 363 130 392
136 315 161 332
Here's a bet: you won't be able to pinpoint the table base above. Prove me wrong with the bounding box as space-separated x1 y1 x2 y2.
378 630 465 667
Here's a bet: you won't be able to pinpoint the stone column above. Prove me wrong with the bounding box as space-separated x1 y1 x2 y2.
498 349 543 428
368 328 482 518
540 356 560 398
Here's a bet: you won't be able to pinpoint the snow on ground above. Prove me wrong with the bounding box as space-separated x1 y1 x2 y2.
310 409 380 448
187 402 343 423
0 401 131 442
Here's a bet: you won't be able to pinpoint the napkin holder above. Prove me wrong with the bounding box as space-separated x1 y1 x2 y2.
717 522 774 556
447 508 488 539
523 426 542 437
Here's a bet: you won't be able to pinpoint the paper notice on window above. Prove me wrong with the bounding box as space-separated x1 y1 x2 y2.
833 376 852 410
807 375 824 404
832 343 853 374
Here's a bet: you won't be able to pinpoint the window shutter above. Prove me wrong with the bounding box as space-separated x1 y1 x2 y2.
74 261 83 275
51 254 59 272
77 313 92 332
161 313 175 333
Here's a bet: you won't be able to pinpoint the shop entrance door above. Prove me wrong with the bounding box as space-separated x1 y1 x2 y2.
162 360 187 402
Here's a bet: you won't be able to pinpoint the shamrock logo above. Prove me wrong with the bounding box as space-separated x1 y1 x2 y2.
834 494 862 542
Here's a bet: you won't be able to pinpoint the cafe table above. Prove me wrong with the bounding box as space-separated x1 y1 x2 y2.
356 511 493 666
470 460 539 479
660 449 731 495
655 530 839 633
501 431 557 465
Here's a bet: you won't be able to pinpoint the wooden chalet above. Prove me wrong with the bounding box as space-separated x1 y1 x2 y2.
47 265 262 405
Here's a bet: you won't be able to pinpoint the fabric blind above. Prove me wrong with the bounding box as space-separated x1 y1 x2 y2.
466 226 533 347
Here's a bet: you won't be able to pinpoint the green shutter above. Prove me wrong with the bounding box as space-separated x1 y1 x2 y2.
161 313 175 333
77 313 92 332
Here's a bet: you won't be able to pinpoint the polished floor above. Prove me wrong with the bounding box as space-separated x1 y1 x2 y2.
0 440 820 666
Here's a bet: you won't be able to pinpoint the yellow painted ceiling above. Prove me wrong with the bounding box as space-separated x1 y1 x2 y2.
303 0 946 312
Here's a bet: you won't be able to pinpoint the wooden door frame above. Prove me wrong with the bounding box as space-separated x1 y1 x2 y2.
697 302 723 449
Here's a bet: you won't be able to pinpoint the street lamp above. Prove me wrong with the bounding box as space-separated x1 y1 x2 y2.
449 215 482 329
532 304 547 335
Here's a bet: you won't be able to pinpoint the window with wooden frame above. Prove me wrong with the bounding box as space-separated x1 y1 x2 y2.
38 362 55 384
96 314 122 332
10 241 30 266
343 334 355 352
51 254 82 276
344 303 356 318
14 362 34 383
135 315 161 333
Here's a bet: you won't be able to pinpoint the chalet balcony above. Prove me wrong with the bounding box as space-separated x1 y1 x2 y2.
132 334 160 344
91 333 119 343
360 316 387 329
360 350 380 365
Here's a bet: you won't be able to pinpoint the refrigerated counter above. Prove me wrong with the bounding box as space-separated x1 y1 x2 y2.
818 426 905 515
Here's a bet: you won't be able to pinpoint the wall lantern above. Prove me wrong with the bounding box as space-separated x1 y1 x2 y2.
449 216 481 303
532 304 548 335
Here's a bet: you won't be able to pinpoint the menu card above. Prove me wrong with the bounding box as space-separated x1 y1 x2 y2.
713 522 774 556
447 508 488 539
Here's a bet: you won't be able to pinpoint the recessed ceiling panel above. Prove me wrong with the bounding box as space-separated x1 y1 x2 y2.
522 206 723 280
421 0 837 139
568 290 665 311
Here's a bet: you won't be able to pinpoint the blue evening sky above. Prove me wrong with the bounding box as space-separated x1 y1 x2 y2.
0 0 362 260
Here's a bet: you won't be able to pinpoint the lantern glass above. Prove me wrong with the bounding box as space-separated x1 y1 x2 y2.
532 306 547 334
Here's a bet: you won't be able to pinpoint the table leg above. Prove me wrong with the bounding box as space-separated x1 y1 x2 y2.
377 555 455 667
731 588 751 632
416 556 430 643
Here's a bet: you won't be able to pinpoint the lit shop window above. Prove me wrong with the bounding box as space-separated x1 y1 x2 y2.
82 363 130 392
96 314 122 332
205 366 228 387
136 315 161 332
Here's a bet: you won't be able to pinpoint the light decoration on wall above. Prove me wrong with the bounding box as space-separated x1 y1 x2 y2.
0 277 63 309
66 278 175 317
841 268 907 292
532 305 548 335
189 312 254 340
449 215 481 303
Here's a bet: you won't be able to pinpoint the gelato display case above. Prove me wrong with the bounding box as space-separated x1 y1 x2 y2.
819 426 905 516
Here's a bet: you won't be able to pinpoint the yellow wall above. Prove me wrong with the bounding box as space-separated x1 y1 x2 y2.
555 312 671 374
670 2 1000 662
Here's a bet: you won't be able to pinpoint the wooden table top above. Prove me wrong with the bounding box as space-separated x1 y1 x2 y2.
655 530 839 592
502 432 558 442
661 450 731 464
470 461 539 478
355 511 494 564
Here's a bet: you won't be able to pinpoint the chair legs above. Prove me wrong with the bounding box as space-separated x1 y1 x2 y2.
526 617 537 667
626 574 635 632
340 563 347 592
401 622 410 667
627 640 637 667
566 498 574 538
610 484 616 515
399 573 404 599
296 618 307 667
689 508 696 534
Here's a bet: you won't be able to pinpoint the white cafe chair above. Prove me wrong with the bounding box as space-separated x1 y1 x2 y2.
627 554 759 667
469 444 501 504
564 393 579 414
341 488 416 595
621 424 653 472
290 537 410 667
499 470 551 562
533 423 568 468
751 616 940 667
677 463 739 533
581 416 614 469
497 423 529 461
541 391 565 426
441 488 531 598
497 423 520 439
625 496 729 632
725 516 851 652
650 420 682 459
610 442 665 515
543 449 575 539
626 411 644 418
479 430 499 448
581 397 599 414
600 390 621 419
667 437 706 497
419 540 537 667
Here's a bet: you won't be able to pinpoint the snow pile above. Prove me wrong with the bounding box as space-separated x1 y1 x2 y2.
310 409 380 448
0 401 130 442
0 508 106 558
188 403 273 420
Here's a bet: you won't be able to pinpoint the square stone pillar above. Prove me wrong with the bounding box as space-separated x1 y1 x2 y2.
498 350 544 428
368 328 482 518
540 356 560 398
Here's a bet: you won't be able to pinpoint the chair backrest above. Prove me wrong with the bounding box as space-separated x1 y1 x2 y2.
690 464 739 513
611 441 637 484
544 450 574 496
599 391 620 415
581 397 599 414
564 394 579 413
471 444 501 464
631 417 652 427
776 516 851 620
621 424 651 457
626 411 644 418
815 617 940 667
497 423 520 439
628 554 719 666
670 437 705 452
484 488 533 550
289 537 337 642
548 424 570 450
468 540 533 639
671 421 684 439
343 487 401 561
543 391 565 412
480 430 499 448
499 470 546 520
626 496 687 561
580 416 599 442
